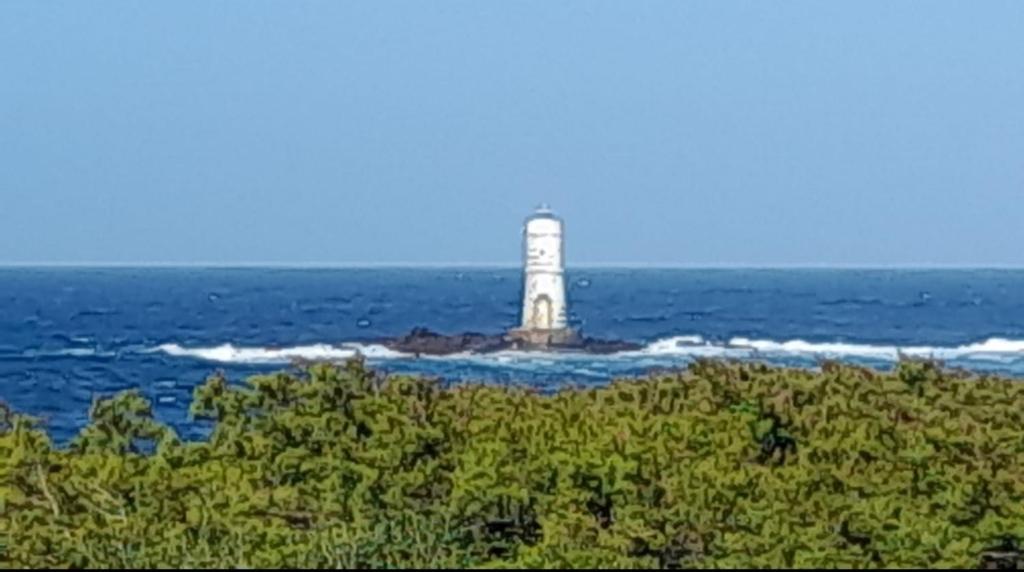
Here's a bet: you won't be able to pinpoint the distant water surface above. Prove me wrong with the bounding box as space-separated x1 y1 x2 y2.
3 267 1024 442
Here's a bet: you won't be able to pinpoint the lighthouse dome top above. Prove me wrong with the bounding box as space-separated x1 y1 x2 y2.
526 203 561 222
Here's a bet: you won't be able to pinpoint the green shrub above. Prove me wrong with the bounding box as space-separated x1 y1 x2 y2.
3 358 1024 568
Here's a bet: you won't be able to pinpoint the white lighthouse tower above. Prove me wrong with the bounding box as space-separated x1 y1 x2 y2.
508 204 578 347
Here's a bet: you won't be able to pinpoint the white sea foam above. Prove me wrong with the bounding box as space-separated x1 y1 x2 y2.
153 343 406 364
637 335 1024 362
727 337 900 360
148 336 1024 366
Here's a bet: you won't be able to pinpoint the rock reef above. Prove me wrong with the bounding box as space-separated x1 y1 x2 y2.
379 327 641 356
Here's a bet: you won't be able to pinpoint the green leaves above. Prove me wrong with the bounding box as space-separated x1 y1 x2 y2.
72 390 177 456
2 359 1024 568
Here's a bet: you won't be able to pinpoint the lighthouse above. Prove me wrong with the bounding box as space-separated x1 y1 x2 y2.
508 204 579 347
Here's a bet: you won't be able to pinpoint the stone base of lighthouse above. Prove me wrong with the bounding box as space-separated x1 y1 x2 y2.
506 327 580 349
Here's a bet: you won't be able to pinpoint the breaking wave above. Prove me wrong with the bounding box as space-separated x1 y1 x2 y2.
152 343 407 364
634 335 1024 363
147 336 1024 366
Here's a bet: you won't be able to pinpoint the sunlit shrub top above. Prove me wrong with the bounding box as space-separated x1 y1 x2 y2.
3 358 1024 568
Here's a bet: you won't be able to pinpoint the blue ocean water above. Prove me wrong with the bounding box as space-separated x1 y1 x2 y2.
4 267 1024 443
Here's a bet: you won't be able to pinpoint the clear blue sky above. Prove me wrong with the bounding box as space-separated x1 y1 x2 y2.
2 1 1022 266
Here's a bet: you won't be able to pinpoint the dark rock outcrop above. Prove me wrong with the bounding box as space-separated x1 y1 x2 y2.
378 327 641 356
383 327 509 355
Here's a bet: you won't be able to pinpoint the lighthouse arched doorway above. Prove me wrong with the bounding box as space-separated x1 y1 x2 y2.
532 294 553 330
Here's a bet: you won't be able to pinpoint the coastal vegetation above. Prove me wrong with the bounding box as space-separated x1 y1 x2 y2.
2 358 1024 568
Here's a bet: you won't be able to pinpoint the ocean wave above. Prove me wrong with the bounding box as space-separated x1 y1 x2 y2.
153 343 406 364
12 348 119 359
143 336 1024 366
637 335 1024 362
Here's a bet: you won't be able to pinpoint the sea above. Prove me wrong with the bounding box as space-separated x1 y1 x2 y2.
4 267 1024 443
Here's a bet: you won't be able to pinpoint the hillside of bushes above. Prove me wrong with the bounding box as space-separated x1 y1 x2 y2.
3 358 1024 568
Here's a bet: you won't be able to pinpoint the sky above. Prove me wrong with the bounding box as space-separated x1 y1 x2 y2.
1 1 1022 267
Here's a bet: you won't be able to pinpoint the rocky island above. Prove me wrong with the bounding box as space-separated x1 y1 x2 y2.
375 206 641 357
379 326 641 356
375 206 643 357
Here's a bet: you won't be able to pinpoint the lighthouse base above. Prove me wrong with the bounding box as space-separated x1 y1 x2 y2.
506 327 580 349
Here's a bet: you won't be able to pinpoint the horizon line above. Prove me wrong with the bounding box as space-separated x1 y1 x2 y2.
3 261 1024 270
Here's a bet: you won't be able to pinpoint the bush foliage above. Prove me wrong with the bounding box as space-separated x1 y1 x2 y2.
3 359 1024 568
